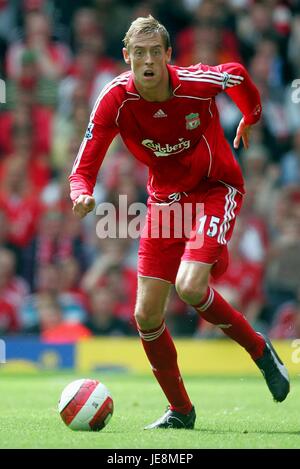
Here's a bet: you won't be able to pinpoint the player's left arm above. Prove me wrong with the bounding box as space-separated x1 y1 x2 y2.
218 62 262 149
198 62 262 149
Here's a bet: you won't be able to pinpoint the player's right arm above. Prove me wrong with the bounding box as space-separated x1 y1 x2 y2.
69 87 119 219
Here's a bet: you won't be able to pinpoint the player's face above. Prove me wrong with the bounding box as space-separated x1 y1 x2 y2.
123 32 172 100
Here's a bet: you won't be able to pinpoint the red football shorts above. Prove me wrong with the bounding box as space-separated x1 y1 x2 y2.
138 181 243 284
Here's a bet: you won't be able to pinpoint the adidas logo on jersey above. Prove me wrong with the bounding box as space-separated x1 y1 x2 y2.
153 109 167 118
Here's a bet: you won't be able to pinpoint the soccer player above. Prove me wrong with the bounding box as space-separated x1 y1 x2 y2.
70 16 290 429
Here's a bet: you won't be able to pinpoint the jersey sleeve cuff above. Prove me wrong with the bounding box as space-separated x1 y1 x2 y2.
243 104 262 126
70 191 92 204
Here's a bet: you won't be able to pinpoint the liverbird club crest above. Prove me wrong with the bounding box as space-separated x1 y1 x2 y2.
185 112 200 130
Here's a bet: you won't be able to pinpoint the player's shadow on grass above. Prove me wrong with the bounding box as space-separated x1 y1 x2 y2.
197 428 300 435
104 428 300 435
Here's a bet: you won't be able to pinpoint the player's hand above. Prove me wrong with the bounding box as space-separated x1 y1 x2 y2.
73 195 96 219
233 117 251 150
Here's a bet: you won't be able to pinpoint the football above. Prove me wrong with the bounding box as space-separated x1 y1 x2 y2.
58 378 113 431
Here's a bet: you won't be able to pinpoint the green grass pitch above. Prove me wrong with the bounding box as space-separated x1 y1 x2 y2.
0 372 299 449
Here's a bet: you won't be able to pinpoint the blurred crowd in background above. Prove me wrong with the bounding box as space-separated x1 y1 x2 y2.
0 0 300 342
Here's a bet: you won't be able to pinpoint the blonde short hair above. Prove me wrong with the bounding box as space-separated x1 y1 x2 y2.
123 15 171 51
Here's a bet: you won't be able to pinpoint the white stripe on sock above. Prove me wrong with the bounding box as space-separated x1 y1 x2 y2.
139 322 166 341
197 288 214 312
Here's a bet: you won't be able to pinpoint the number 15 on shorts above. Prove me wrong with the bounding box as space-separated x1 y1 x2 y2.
198 215 220 238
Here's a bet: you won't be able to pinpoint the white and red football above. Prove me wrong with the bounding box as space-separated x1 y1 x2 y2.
58 378 113 431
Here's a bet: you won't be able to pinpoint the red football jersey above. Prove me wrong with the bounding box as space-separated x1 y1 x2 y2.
69 62 261 202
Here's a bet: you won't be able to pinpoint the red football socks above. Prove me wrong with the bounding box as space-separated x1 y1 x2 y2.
138 321 192 414
193 287 265 360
